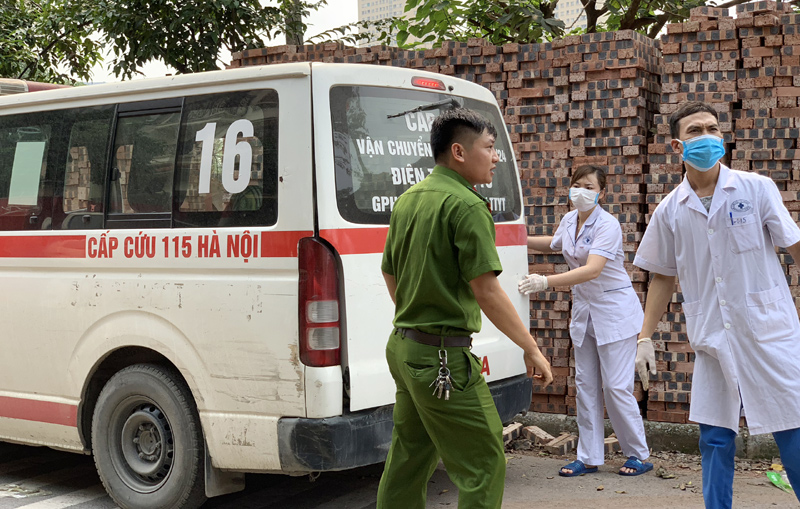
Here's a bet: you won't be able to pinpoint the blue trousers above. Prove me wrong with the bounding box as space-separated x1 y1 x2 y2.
699 424 800 508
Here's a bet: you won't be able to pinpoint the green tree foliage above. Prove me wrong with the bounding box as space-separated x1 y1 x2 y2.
0 0 102 84
314 0 779 48
0 0 324 83
598 0 755 37
395 0 565 46
310 0 565 48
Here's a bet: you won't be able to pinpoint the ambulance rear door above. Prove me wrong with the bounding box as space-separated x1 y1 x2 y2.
311 63 529 413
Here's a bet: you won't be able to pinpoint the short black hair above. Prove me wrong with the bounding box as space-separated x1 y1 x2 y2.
430 108 497 163
669 101 719 138
571 164 606 191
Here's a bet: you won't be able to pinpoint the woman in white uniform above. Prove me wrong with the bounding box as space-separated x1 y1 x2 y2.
519 165 652 476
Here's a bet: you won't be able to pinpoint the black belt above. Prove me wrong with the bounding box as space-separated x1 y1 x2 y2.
397 328 472 347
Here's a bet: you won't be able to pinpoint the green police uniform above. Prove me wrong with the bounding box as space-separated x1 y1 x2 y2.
377 165 506 509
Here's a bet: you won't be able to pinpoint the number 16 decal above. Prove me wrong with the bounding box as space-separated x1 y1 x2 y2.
195 119 255 195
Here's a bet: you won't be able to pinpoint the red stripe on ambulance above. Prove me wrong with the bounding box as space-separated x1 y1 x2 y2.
320 228 389 255
0 396 78 427
260 230 313 258
321 224 527 255
0 235 86 258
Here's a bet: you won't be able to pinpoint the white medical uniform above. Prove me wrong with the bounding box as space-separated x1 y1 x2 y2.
552 206 648 465
634 164 800 435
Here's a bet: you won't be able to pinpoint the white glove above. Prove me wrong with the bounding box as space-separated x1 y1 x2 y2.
635 337 657 390
518 274 549 295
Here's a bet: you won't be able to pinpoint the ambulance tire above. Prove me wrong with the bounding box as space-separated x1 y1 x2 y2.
92 363 207 509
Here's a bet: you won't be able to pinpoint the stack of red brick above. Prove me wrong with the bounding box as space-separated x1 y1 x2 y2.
560 31 661 416
504 33 662 416
505 40 572 415
734 1 798 205
230 3 800 425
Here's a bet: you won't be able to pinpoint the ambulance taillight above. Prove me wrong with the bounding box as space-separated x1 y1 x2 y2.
298 238 341 367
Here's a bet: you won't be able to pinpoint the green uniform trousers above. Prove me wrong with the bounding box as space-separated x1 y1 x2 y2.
377 329 506 509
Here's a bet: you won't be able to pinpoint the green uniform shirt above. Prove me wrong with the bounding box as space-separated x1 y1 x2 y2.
381 165 503 336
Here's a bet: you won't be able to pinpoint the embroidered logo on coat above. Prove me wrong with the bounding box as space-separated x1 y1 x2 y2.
731 199 753 213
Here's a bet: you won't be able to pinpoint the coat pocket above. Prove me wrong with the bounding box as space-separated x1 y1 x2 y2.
681 299 707 349
745 285 798 342
727 213 763 254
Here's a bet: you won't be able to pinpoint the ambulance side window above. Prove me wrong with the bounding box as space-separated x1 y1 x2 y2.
174 90 279 228
58 106 114 230
0 110 59 230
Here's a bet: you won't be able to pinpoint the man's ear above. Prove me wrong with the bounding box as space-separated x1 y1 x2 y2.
450 142 466 163
670 138 683 155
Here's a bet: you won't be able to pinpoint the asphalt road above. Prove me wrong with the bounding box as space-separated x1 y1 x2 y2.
0 441 796 508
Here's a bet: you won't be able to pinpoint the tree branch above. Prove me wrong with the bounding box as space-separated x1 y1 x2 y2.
620 0 644 29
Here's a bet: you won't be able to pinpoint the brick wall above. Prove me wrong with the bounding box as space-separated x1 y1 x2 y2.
230 0 800 426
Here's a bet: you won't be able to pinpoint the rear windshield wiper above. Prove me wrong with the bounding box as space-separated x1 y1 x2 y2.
387 98 463 119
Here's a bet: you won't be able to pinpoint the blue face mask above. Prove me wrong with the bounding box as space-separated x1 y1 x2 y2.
679 134 725 172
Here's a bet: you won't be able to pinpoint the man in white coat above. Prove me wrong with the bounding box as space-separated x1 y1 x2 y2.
633 101 800 509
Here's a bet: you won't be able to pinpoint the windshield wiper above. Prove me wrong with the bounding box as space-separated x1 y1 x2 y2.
387 98 462 119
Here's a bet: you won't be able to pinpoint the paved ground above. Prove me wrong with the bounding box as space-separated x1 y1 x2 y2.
493 450 795 509
0 441 796 508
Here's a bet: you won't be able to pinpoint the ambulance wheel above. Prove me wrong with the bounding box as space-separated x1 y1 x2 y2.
92 364 207 509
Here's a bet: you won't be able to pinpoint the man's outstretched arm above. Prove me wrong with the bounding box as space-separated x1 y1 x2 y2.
470 272 553 385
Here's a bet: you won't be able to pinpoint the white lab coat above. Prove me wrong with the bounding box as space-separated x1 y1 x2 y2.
551 206 644 348
634 164 800 435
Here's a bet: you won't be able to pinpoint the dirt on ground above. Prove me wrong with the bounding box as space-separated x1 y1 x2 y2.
421 438 798 508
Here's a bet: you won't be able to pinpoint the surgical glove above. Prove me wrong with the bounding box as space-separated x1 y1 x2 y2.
518 274 549 295
635 337 657 391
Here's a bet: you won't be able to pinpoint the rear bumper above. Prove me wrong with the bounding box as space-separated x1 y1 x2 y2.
277 374 532 472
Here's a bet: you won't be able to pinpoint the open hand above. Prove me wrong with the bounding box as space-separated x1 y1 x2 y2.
518 274 548 295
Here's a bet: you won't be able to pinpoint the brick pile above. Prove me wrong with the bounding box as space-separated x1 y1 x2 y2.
504 40 572 415
230 2 800 426
559 31 661 416
734 1 798 197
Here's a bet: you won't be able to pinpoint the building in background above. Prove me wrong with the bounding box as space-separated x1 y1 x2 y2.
357 0 420 46
554 0 588 30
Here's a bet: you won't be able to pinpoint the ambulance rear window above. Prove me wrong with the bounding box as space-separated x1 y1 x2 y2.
330 86 520 225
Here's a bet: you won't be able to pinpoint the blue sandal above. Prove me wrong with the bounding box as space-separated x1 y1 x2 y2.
559 460 598 477
619 456 653 476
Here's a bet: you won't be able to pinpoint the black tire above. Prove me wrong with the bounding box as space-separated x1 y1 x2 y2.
92 364 207 509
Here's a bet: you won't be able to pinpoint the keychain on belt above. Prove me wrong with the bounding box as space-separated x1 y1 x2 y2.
430 349 452 400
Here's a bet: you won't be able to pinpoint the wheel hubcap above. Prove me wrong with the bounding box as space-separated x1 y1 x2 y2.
117 403 174 490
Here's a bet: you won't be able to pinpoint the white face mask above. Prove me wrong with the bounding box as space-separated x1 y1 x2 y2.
569 187 599 212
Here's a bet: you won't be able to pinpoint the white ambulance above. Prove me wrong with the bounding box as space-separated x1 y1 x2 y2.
0 63 531 508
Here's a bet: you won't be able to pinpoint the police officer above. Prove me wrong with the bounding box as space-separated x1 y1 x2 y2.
634 101 800 508
377 108 553 509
